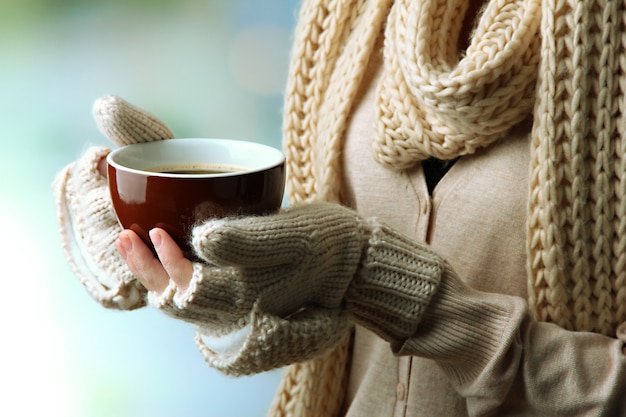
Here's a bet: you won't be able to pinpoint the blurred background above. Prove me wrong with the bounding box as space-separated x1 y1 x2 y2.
1 1 297 416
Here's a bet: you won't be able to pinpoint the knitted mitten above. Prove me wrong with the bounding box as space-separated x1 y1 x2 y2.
93 94 174 145
150 202 444 346
53 95 174 309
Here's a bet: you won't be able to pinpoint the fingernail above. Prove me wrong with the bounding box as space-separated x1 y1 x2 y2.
149 229 162 249
116 235 132 259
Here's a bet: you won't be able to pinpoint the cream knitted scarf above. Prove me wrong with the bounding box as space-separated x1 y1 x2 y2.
271 0 626 416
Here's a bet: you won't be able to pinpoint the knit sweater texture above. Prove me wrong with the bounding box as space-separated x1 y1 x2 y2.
272 0 626 416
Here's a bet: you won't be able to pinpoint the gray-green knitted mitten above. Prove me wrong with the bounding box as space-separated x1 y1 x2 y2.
53 95 174 309
151 202 445 344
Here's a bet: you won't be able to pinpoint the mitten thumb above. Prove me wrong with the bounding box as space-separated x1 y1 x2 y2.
191 203 367 269
92 94 175 146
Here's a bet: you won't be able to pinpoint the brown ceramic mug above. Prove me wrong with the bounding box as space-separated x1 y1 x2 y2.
107 138 285 260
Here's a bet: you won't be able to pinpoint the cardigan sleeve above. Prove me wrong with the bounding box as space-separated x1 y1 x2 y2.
395 265 626 417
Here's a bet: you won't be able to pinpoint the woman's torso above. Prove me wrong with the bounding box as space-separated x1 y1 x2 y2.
340 36 531 417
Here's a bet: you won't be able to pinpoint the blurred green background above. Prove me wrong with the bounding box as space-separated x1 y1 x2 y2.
1 1 297 416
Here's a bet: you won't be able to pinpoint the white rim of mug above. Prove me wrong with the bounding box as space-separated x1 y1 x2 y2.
107 138 285 178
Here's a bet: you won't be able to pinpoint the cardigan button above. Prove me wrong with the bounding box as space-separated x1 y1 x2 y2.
396 382 406 401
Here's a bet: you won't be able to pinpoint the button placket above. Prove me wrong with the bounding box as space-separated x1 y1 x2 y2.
393 356 411 416
415 194 432 242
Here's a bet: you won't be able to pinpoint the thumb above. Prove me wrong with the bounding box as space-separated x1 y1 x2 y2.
92 94 175 146
190 203 364 269
191 213 312 268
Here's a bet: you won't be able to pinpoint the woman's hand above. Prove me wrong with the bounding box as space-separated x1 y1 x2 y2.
113 203 444 346
53 94 176 310
116 228 193 294
93 93 188 298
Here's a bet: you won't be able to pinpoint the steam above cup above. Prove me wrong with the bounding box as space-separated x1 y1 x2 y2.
107 138 285 260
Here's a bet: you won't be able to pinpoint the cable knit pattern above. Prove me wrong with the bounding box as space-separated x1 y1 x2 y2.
278 2 387 412
528 0 626 335
373 0 540 167
282 0 393 204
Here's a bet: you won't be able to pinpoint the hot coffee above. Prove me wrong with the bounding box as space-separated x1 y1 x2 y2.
147 163 245 175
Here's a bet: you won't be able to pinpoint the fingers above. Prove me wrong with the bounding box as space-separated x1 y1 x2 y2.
149 228 193 292
116 229 192 294
116 230 169 293
97 156 107 178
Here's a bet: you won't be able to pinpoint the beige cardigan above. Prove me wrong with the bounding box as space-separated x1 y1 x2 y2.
341 42 626 415
267 0 626 415
202 50 626 415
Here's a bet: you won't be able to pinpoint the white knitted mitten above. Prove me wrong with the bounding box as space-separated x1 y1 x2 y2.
53 95 174 309
151 202 444 344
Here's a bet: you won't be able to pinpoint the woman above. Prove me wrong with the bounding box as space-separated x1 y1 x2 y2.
54 0 626 415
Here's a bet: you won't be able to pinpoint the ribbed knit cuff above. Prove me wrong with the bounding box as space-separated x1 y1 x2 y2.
147 263 251 335
345 221 443 344
400 265 527 386
53 146 147 310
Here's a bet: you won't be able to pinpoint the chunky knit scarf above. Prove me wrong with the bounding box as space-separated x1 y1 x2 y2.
273 0 626 416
